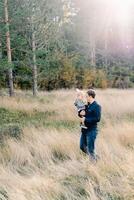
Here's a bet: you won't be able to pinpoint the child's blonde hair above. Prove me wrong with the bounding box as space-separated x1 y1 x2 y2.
76 88 85 100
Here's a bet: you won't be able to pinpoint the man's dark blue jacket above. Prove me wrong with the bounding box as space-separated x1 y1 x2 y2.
79 101 101 130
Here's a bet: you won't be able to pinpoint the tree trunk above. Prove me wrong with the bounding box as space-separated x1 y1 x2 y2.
0 33 2 59
104 28 108 71
89 33 96 67
4 0 14 96
91 41 96 67
32 31 38 96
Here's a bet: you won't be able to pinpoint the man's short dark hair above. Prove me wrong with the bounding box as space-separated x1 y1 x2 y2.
87 89 96 98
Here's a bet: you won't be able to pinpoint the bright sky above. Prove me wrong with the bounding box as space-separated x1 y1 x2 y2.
108 0 134 26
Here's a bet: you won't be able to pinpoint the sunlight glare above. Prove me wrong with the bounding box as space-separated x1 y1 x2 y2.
111 0 133 26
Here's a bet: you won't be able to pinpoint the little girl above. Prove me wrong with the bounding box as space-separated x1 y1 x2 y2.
74 89 87 129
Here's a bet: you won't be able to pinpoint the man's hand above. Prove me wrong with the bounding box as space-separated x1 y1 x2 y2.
80 110 85 116
80 117 85 125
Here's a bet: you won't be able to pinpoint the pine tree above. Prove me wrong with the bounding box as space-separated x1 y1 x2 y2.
4 0 14 96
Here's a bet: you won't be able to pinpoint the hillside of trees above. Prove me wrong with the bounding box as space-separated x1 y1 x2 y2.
0 0 134 96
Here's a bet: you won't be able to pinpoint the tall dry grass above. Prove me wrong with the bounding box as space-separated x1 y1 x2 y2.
0 89 134 200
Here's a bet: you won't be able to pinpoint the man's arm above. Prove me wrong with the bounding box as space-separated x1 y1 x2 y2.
84 105 101 127
78 110 85 118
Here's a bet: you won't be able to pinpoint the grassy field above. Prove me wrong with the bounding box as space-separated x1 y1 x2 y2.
0 89 134 200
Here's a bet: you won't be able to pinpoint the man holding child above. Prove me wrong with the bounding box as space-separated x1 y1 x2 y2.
75 89 101 161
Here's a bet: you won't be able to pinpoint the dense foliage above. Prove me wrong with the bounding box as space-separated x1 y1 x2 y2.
0 0 134 91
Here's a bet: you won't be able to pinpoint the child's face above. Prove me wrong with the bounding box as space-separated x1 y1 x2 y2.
77 93 83 100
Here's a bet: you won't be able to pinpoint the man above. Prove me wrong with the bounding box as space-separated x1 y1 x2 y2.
79 89 101 161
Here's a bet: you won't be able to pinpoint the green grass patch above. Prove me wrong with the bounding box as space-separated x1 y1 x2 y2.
44 120 78 130
0 188 8 200
0 107 57 141
0 108 28 126
0 124 23 143
0 107 78 142
62 175 89 199
0 107 56 127
106 193 124 200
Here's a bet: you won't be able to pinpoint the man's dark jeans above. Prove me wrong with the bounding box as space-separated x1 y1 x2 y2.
80 128 98 159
